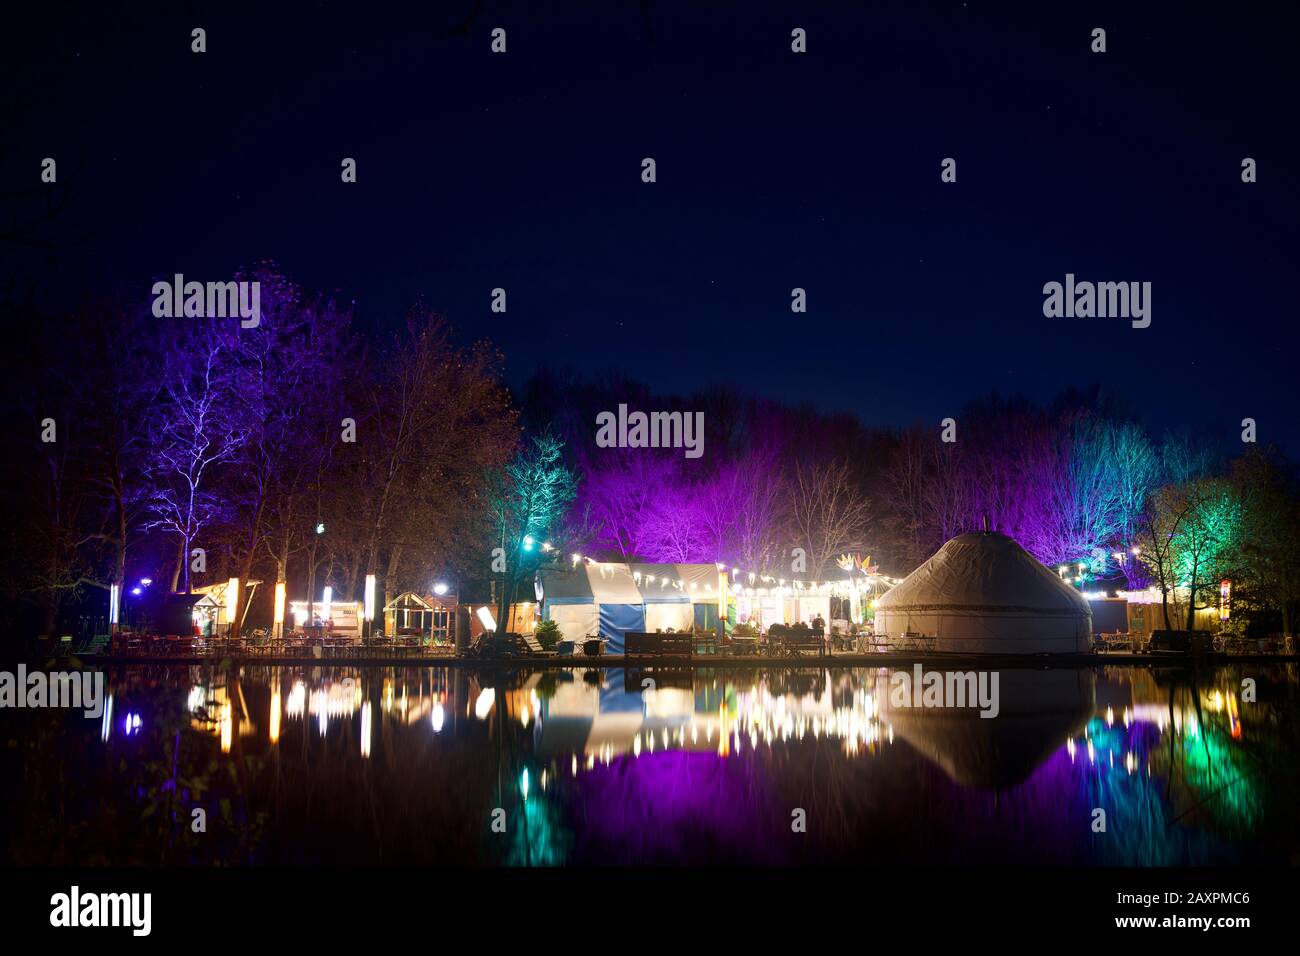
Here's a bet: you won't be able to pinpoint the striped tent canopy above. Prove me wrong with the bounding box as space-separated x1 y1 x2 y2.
536 562 723 653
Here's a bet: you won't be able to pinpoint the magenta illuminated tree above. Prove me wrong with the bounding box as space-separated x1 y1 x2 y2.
700 449 787 571
640 482 710 562
582 451 679 560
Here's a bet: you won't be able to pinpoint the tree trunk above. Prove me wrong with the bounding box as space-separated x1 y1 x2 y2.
384 543 403 624
275 539 289 639
234 546 258 634
170 535 185 592
345 553 360 605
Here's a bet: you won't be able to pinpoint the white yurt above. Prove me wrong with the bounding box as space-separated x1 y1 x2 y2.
873 531 1091 653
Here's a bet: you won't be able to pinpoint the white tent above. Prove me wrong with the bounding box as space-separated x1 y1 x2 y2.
873 532 1091 653
537 562 724 652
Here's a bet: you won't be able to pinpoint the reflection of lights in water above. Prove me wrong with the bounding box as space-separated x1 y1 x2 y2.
431 703 445 733
571 755 578 777
219 702 232 753
101 694 113 742
360 702 372 759
124 712 142 736
520 768 529 801
286 682 306 718
1106 706 1114 727
187 686 205 711
474 688 495 720
269 684 281 745
520 705 530 725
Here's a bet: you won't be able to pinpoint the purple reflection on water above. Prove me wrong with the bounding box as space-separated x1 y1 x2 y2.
567 750 791 865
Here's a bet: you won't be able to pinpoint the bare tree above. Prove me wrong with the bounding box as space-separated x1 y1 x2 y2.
788 458 871 578
144 322 246 593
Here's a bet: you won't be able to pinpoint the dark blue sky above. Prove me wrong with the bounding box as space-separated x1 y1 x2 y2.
5 1 1298 452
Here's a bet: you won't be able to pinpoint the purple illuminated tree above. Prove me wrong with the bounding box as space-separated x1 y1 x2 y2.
583 451 679 560
144 321 246 593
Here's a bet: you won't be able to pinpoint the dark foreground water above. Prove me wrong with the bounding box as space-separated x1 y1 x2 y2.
2 663 1297 866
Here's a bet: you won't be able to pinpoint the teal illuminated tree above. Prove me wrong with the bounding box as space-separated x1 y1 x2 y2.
489 432 577 633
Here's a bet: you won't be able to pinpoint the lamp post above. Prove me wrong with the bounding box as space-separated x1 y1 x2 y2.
306 521 325 630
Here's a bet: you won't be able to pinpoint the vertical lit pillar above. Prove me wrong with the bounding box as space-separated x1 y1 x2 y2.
226 577 240 638
364 574 376 641
109 584 120 631
321 586 332 625
273 581 286 639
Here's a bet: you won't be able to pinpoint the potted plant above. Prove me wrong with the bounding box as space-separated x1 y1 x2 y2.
535 618 561 651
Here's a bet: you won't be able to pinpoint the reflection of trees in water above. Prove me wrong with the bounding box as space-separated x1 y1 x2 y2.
7 663 1296 866
6 664 266 865
251 666 517 864
4 663 539 865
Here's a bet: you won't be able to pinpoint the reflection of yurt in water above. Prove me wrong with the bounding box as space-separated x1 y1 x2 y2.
874 531 1091 653
881 669 1096 789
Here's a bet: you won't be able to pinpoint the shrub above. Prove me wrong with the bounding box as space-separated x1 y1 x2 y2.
535 618 561 650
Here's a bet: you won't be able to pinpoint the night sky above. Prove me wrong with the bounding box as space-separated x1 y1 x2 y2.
5 1 1298 452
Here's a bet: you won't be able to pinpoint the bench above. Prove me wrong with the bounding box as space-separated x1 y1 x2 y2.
625 631 693 657
780 628 826 657
516 632 555 656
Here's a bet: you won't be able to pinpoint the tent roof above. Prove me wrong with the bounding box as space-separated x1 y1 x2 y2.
384 591 435 612
875 532 1090 616
538 562 641 604
630 563 688 602
538 561 722 605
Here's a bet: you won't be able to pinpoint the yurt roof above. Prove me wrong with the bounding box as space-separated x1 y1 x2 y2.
875 532 1089 616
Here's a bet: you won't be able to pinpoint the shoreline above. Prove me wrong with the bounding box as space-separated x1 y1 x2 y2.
33 651 1300 669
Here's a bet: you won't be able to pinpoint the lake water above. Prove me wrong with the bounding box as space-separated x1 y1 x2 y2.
3 663 1296 866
